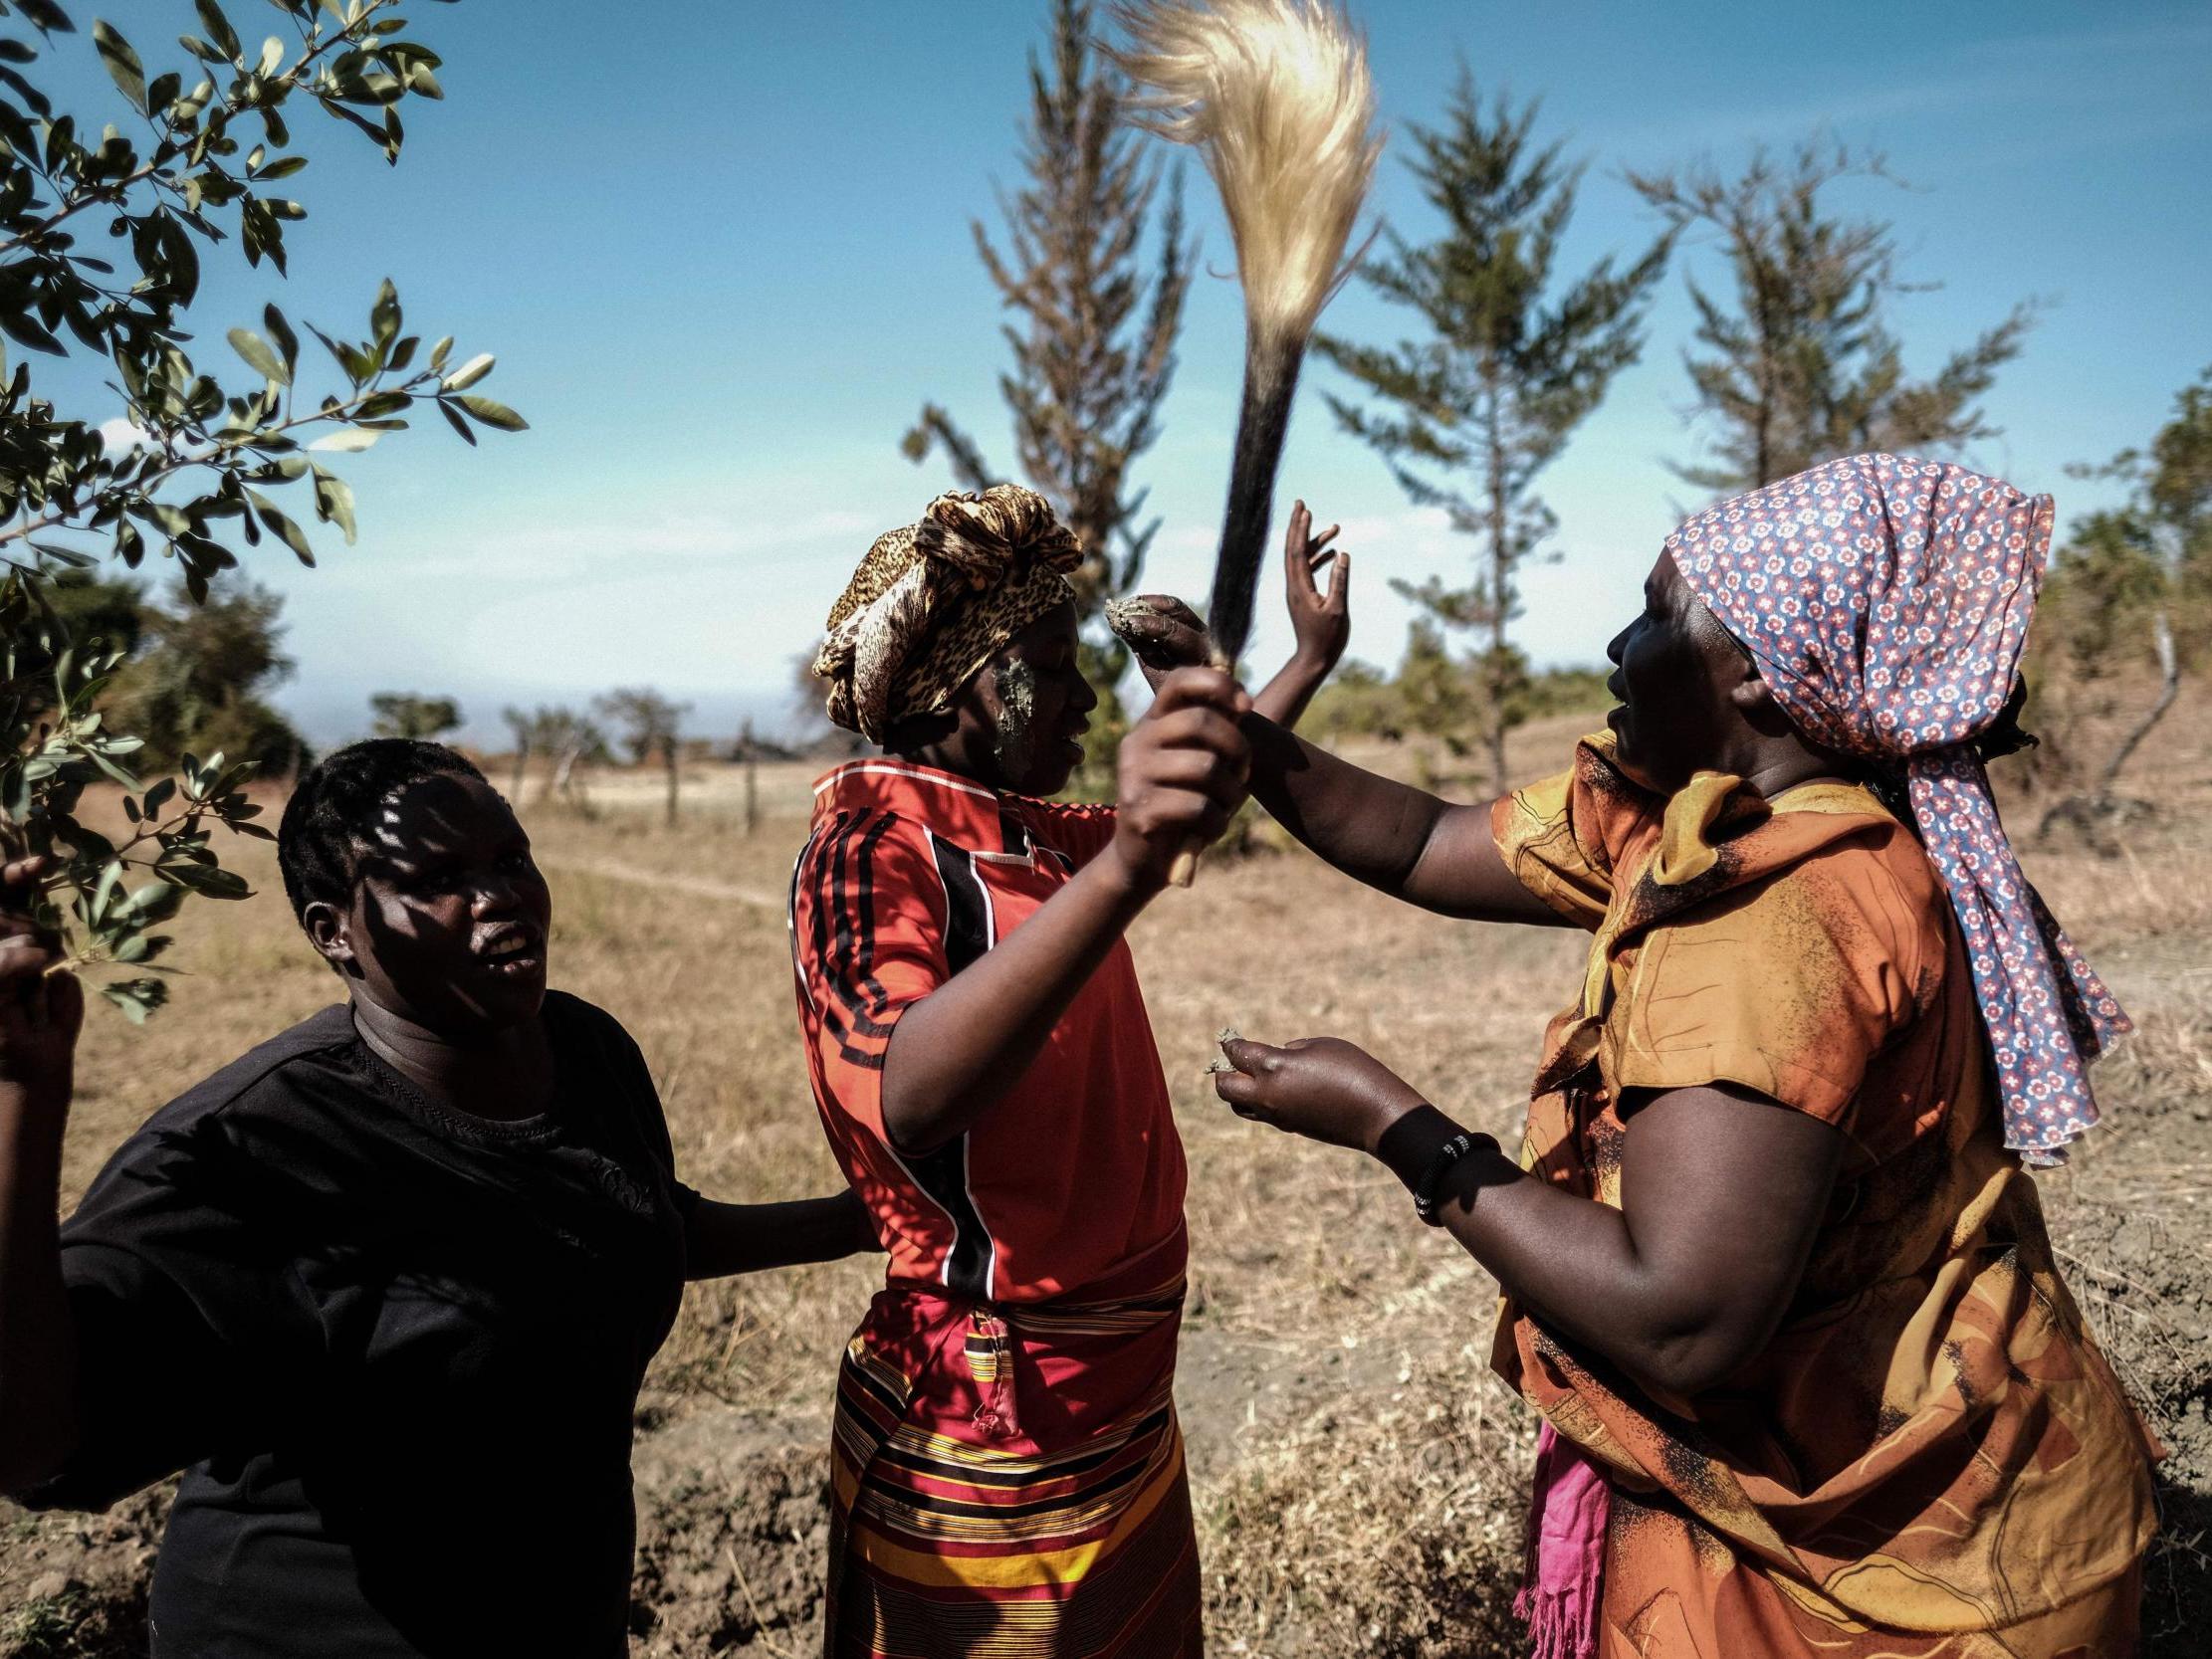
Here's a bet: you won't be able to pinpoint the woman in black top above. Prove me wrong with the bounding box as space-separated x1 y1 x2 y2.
0 739 875 1656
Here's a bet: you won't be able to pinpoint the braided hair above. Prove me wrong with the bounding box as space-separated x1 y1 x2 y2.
277 738 486 926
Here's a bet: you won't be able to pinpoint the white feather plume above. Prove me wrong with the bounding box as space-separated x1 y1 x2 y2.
1112 0 1380 376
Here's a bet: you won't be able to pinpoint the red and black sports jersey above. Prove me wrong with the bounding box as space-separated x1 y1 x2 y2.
788 759 1187 1305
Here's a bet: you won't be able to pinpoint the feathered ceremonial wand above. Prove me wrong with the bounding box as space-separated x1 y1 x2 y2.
1110 0 1381 885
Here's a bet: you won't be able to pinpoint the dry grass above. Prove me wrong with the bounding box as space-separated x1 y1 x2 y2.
6 701 2210 1656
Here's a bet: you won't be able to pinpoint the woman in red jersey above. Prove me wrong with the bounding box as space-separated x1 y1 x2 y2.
790 485 1347 1656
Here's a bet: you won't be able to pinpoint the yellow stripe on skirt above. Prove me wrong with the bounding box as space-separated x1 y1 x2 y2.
824 1278 1202 1658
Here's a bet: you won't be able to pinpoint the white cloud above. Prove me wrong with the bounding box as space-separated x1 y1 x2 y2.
98 418 152 455
334 504 881 587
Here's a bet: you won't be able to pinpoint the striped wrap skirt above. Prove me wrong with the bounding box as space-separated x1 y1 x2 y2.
824 1265 1202 1657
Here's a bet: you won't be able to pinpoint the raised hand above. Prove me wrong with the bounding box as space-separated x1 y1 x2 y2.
1282 500 1349 677
1110 667 1252 889
1241 500 1352 731
1211 1032 1424 1152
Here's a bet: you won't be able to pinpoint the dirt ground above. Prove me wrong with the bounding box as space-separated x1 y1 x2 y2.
4 707 2207 1657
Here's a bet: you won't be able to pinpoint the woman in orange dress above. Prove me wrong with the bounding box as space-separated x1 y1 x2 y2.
1184 456 2157 1656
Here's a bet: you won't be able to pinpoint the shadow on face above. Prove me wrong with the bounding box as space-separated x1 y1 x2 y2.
983 602 1099 795
308 772 553 1039
903 600 1100 796
1603 552 1763 795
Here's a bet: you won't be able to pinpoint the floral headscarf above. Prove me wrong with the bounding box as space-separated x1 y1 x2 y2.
814 486 1081 744
1664 453 2128 1163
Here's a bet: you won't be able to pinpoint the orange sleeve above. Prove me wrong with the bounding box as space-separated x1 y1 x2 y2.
1489 737 1659 932
1603 848 1925 1134
790 811 948 1140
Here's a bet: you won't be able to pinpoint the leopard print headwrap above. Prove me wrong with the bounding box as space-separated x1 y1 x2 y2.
813 486 1082 743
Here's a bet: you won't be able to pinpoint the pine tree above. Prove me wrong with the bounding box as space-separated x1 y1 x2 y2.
1317 75 1668 793
902 0 1194 781
595 688 690 827
1628 138 2036 494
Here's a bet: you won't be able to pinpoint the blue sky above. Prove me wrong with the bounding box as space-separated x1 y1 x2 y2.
34 1 2212 746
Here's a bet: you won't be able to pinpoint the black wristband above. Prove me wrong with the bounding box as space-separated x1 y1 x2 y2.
1413 1131 1479 1226
1376 1102 1464 1190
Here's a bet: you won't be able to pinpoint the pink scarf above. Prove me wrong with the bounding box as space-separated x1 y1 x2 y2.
1665 454 2129 1162
1513 1420 1609 1659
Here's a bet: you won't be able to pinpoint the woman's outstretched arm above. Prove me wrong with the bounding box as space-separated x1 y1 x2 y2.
1239 717 1565 925
683 1189 882 1281
1213 1038 1843 1399
0 868 86 1495
1113 502 1569 927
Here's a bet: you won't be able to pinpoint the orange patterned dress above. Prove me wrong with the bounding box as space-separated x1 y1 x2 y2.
1488 735 2158 1658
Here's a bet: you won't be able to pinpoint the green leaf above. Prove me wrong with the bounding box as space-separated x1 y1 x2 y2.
91 858 125 923
429 335 453 371
436 399 477 446
258 35 283 77
441 352 494 391
87 748 142 790
456 395 528 432
167 861 252 900
226 326 290 385
309 426 379 453
195 0 240 62
263 305 299 375
247 493 317 566
0 61 53 117
116 881 183 924
312 466 357 542
370 278 400 345
1 311 65 356
101 977 171 1022
93 21 146 110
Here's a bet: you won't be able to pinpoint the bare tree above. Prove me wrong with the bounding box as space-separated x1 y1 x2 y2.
513 706 606 811
737 719 762 838
500 706 534 800
596 688 690 828
2037 366 2212 842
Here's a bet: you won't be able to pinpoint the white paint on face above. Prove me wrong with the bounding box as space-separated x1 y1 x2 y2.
989 655 1041 782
